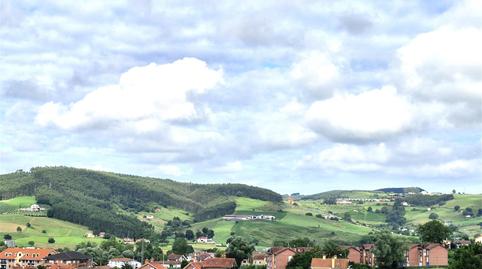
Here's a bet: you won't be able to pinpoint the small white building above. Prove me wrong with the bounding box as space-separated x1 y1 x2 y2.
475 235 482 244
196 236 215 244
108 258 141 269
30 204 41 212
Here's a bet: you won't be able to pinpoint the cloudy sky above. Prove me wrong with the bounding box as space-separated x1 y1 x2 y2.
1 0 481 194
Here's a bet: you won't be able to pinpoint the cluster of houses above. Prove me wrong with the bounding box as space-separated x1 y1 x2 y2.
0 240 456 269
222 215 276 221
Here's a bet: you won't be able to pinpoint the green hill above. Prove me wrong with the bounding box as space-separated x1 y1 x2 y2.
0 167 282 239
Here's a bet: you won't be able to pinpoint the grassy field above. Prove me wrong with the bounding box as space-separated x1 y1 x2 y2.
0 196 37 213
0 196 104 248
0 214 104 248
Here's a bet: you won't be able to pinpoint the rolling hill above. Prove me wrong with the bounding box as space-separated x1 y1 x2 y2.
0 167 282 239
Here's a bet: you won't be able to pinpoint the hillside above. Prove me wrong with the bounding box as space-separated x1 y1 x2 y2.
0 167 282 239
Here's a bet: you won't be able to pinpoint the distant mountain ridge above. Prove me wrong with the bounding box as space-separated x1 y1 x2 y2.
0 166 282 238
375 187 425 194
300 187 426 200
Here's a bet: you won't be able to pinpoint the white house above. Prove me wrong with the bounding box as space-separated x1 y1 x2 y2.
196 237 215 244
108 258 141 269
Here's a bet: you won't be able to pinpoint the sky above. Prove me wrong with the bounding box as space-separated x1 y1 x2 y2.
0 0 481 194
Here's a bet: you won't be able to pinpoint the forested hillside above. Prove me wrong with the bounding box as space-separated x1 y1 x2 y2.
0 167 282 239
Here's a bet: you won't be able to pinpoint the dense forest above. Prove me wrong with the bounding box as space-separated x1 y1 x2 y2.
0 167 282 238
401 194 454 206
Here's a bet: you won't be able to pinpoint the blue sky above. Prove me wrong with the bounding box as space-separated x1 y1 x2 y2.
0 0 481 194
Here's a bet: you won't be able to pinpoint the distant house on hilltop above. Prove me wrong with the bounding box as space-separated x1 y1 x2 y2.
196 237 215 244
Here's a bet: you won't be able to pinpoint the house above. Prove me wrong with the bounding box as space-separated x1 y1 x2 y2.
335 200 352 205
475 235 482 244
311 257 349 269
360 244 376 266
3 240 15 248
45 251 93 268
406 244 448 267
166 254 187 268
0 248 57 269
183 258 236 269
190 252 214 262
139 262 168 269
266 248 297 269
30 204 41 212
251 252 267 266
108 258 141 269
196 237 215 244
346 247 361 264
98 232 106 238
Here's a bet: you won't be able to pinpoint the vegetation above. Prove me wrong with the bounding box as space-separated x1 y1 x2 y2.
402 194 454 207
225 237 255 267
417 220 452 244
172 238 194 255
0 167 281 238
449 243 482 269
371 230 407 269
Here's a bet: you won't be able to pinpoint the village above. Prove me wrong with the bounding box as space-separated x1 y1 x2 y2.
2 232 482 269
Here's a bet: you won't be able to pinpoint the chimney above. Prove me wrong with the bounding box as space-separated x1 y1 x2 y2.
331 258 335 268
322 255 326 260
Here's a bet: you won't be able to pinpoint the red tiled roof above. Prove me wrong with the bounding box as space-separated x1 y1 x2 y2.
184 262 202 269
0 248 56 261
201 258 237 268
139 262 168 269
311 258 349 269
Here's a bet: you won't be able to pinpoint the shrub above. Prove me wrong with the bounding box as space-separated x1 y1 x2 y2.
305 212 313 216
48 238 55 244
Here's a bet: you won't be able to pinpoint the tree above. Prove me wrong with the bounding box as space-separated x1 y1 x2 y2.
287 247 323 269
429 213 439 220
367 207 373 213
16 226 22 232
181 260 189 268
3 234 12 240
172 238 193 255
463 208 474 216
26 223 31 228
452 189 456 194
28 241 35 246
322 240 347 258
185 230 195 240
48 238 55 244
305 212 313 216
477 209 482 217
371 230 407 269
386 199 406 230
288 238 314 248
417 220 452 244
225 237 255 267
449 243 482 269
454 205 460 211
343 212 352 222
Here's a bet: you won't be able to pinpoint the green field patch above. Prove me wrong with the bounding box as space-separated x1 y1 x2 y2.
192 218 235 244
0 196 37 213
0 214 104 248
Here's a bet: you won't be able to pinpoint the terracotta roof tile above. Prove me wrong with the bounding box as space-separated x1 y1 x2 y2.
311 258 349 269
201 258 237 268
0 248 56 261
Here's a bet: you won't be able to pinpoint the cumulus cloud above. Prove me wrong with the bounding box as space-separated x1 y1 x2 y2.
36 58 223 130
305 86 414 143
290 52 340 99
300 143 389 172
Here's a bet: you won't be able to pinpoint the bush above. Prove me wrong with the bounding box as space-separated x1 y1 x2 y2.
315 214 322 218
429 213 439 220
42 230 47 233
16 226 22 232
48 238 55 244
28 241 35 246
454 205 460 211
26 223 31 228
305 212 313 216
3 234 12 240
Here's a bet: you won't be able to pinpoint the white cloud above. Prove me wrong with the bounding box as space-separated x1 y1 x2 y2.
290 52 340 99
305 86 414 142
300 143 389 172
35 58 223 130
